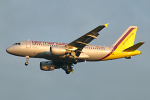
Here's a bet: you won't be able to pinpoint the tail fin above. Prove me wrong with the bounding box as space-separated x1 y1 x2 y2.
112 26 137 49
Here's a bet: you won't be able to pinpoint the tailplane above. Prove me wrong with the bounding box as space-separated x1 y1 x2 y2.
123 42 145 52
112 26 137 50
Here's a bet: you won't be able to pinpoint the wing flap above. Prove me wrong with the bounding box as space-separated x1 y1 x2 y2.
87 35 98 39
76 41 89 46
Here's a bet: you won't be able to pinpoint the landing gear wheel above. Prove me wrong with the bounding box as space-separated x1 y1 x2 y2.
62 63 73 74
73 60 77 64
25 56 29 66
65 70 71 74
25 62 29 66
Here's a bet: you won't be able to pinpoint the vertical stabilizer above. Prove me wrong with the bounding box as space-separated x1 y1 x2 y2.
112 26 137 49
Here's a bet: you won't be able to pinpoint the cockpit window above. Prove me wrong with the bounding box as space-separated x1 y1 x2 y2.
13 43 21 45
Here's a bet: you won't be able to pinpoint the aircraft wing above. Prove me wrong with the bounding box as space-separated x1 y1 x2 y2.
65 23 108 56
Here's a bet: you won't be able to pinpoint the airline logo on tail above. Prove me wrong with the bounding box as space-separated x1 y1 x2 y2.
122 30 135 46
113 26 137 50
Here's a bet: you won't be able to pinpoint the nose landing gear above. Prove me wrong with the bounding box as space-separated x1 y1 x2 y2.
25 56 29 66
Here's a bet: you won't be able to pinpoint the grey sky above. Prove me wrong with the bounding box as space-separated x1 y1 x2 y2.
0 0 150 100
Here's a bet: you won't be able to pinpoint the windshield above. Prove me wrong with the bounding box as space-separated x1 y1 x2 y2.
13 43 21 45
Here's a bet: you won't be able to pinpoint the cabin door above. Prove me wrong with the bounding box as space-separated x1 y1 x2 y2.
26 41 31 48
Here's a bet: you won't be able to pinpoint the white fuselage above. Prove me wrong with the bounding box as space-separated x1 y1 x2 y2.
6 41 112 62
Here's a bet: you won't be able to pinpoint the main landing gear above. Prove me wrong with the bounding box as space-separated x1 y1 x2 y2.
65 66 73 74
64 60 78 74
25 56 29 66
62 63 74 74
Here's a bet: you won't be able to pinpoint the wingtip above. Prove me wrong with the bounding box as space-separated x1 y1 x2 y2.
104 23 109 27
140 42 145 44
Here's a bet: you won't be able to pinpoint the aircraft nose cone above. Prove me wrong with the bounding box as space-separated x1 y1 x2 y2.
6 47 13 54
6 47 10 53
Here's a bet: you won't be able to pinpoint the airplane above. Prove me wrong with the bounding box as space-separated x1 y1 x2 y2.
6 23 144 74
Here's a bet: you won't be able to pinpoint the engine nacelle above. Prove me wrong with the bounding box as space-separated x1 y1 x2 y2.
50 46 66 55
40 61 55 71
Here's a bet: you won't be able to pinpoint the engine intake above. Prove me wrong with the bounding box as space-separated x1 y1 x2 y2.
50 46 66 55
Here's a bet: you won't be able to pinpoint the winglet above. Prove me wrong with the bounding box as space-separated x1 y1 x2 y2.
104 23 109 27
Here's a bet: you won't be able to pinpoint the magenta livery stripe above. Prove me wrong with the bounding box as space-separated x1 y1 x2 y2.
100 28 135 60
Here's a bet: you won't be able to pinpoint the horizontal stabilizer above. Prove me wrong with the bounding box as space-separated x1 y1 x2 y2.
123 42 145 52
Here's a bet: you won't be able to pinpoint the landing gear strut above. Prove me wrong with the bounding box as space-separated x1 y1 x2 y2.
62 63 73 74
25 56 29 66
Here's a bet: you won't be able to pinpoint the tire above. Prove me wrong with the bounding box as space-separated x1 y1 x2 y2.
65 70 70 74
73 60 77 64
25 62 28 66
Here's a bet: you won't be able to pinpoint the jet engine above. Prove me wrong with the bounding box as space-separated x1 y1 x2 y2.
50 46 66 55
40 61 56 71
